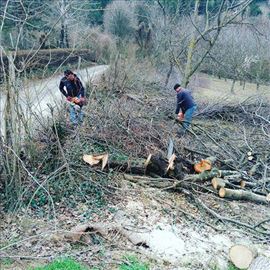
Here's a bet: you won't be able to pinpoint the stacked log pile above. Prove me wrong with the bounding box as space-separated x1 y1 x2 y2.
84 151 269 205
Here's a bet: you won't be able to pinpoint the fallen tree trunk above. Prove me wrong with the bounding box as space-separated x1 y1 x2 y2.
66 223 147 246
109 159 146 175
223 175 256 188
184 168 233 182
109 153 191 179
124 169 239 191
124 169 222 187
219 188 269 204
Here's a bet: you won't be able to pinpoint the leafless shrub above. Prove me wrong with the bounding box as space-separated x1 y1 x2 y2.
104 1 137 41
72 27 116 63
100 44 164 94
199 16 270 91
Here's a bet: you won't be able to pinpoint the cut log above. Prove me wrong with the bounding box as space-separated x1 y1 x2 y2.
223 175 257 188
110 153 186 179
224 174 242 181
219 188 269 204
109 159 147 175
212 177 248 190
240 180 245 188
229 244 256 269
118 227 147 247
67 224 90 242
194 159 212 173
212 177 226 190
185 168 221 182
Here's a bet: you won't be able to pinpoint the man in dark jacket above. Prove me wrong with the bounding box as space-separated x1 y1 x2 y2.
59 70 86 126
174 83 197 134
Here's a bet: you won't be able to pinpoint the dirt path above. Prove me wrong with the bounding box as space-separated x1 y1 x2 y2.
0 65 108 133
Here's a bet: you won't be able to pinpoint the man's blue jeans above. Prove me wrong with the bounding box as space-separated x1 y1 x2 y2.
69 104 84 125
182 105 197 131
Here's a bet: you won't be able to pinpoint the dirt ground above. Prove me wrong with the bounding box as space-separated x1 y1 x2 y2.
0 181 269 270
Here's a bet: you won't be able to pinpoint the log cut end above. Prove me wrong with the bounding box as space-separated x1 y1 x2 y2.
212 177 225 190
240 180 246 188
194 159 212 173
229 244 255 269
219 187 226 198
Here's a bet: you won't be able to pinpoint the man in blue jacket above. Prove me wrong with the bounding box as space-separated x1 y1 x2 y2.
174 83 197 135
59 70 86 126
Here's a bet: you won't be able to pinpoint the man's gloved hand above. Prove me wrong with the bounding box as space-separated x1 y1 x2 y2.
72 97 80 104
66 96 72 102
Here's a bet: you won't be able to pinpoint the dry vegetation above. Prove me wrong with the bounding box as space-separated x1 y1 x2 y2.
1 0 270 269
1 58 269 269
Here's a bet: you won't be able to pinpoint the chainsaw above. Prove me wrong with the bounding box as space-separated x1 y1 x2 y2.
66 97 83 111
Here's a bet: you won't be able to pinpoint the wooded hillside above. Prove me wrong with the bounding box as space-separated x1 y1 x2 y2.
0 1 270 269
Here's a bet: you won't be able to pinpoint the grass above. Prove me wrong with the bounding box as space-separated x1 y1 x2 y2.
30 258 89 270
119 255 149 270
227 263 241 270
193 73 270 104
211 263 241 270
30 256 149 270
0 258 14 266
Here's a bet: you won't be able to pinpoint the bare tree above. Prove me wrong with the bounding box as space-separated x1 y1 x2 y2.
206 26 257 93
182 0 255 87
203 17 270 92
153 0 254 87
0 0 110 209
104 0 137 42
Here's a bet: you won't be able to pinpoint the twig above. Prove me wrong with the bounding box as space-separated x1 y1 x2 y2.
3 144 57 229
194 196 270 236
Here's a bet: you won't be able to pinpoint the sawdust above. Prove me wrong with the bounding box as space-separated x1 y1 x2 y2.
119 196 270 269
